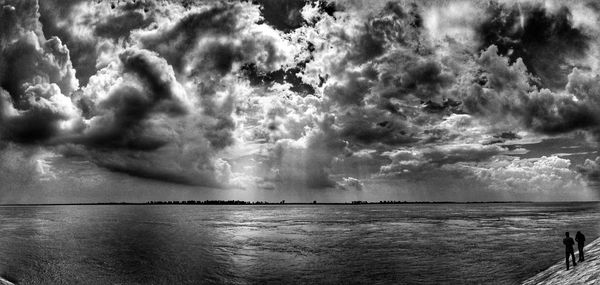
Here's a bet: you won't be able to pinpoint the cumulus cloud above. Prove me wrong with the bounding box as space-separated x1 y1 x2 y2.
0 1 81 144
461 46 600 138
462 156 595 200
577 156 600 182
77 48 189 150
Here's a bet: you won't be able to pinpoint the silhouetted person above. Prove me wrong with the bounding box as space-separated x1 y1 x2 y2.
563 232 577 270
575 231 586 262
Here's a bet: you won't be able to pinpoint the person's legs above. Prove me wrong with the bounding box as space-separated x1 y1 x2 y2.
579 246 584 261
566 252 570 270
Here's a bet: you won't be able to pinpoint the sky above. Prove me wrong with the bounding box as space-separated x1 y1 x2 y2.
2 0 600 203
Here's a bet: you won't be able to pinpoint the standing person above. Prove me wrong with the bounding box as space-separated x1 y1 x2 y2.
575 231 586 262
563 232 577 270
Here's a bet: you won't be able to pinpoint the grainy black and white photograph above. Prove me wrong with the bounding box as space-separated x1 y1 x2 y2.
1 0 600 283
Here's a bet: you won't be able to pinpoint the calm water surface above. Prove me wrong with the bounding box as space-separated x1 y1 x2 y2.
0 203 599 284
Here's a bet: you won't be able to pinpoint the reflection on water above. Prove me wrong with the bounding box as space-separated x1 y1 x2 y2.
0 203 599 284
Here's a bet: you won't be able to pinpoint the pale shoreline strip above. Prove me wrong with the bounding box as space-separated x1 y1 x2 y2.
523 237 600 284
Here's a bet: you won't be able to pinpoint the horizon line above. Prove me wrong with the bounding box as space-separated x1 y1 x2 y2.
0 200 598 206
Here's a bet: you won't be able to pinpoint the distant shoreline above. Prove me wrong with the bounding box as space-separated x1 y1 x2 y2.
0 201 597 206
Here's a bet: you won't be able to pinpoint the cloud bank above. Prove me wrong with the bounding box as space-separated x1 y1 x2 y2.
2 0 600 201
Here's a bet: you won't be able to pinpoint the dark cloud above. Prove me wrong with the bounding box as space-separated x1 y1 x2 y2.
338 109 417 146
304 117 348 188
196 83 236 150
318 1 449 119
577 156 600 182
316 2 451 151
140 2 288 83
398 61 453 99
139 4 241 73
316 0 336 17
194 42 246 76
119 49 187 109
348 2 424 64
242 63 316 95
94 10 154 39
377 58 453 102
255 0 306 32
0 0 42 39
380 144 503 177
81 85 174 150
420 98 462 114
1 36 47 106
325 70 374 106
525 89 597 134
187 38 284 80
476 2 590 89
78 49 188 150
93 154 204 185
0 84 79 144
134 1 292 157
58 143 223 187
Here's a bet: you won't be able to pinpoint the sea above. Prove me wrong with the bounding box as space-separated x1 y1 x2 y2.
0 203 598 284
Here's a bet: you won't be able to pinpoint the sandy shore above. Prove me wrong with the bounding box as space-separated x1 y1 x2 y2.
523 237 600 284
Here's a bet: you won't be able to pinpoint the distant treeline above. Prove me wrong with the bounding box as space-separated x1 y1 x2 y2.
147 200 285 205
145 200 529 205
